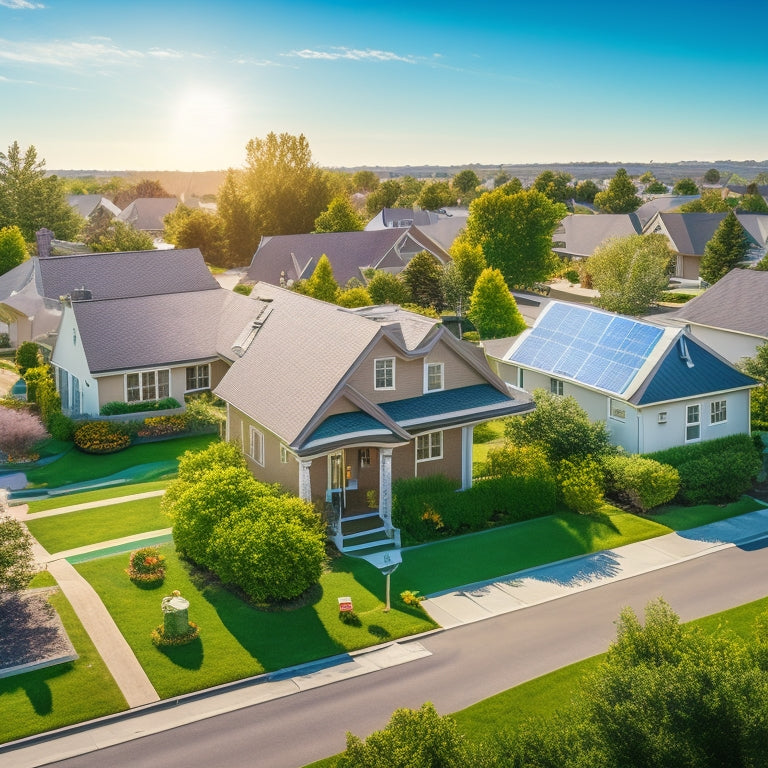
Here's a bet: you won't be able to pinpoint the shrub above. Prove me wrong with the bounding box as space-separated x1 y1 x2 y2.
14 341 40 375
0 514 35 591
100 397 181 415
400 590 424 606
472 421 497 444
126 546 166 584
646 433 761 505
558 456 605 514
233 283 253 296
151 622 199 647
0 406 48 461
137 415 187 438
73 421 131 454
183 395 225 432
23 365 50 404
603 454 680 513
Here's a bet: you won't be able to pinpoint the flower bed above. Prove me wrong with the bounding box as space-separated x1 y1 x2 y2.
125 546 166 584
150 621 199 647
137 415 188 438
74 421 130 454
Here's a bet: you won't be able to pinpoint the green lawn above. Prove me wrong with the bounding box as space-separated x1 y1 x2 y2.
25 496 169 553
651 496 763 530
75 546 436 699
24 480 168 513
23 433 217 489
0 572 127 744
472 419 507 468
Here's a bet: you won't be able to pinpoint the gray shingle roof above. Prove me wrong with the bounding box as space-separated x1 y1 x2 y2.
670 267 768 338
73 288 259 373
116 198 178 231
655 212 726 255
555 214 642 258
67 195 121 219
37 249 218 301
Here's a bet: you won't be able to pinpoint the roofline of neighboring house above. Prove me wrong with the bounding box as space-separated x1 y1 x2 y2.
672 318 768 341
86 355 223 377
631 382 760 409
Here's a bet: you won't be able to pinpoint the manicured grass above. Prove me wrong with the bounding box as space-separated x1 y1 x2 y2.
23 433 217 489
76 546 436 699
391 507 672 596
0 574 127 744
25 496 169 553
25 480 168 514
472 419 506 468
650 496 763 531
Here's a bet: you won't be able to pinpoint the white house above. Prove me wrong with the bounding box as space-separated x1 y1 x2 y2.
485 301 757 454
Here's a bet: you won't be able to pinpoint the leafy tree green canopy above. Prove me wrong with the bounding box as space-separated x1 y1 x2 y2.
452 169 481 200
366 271 412 305
703 168 721 184
672 177 699 196
645 179 667 194
678 188 730 213
532 170 573 203
313 195 364 233
351 170 379 192
365 179 402 216
593 168 642 213
699 210 751 284
464 187 566 289
0 225 27 276
400 251 445 311
417 181 453 211
587 233 673 315
466 267 526 339
0 514 35 591
305 254 340 303
87 220 155 253
163 205 230 266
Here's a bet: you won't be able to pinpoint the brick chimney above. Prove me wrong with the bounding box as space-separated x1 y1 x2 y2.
36 228 54 258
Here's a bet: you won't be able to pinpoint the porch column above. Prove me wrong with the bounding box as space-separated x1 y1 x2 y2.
379 447 393 533
298 459 312 503
461 426 474 490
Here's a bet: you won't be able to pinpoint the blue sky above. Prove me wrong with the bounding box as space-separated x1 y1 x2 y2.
2 0 766 171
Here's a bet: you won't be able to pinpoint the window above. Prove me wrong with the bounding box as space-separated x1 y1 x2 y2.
375 357 395 390
609 399 626 421
359 448 371 467
550 378 564 396
711 400 727 424
126 369 169 403
186 364 210 392
517 368 524 389
249 426 264 466
416 431 443 462
686 404 701 442
425 362 444 392
657 411 668 424
280 445 289 464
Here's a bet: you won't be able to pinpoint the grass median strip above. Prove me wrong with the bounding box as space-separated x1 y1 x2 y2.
25 480 168 514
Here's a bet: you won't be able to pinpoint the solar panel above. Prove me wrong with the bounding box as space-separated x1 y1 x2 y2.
508 303 664 395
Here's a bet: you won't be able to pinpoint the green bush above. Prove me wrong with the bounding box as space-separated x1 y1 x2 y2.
183 395 226 432
646 433 761 505
0 332 9 348
100 397 181 415
472 421 497 444
558 456 605 514
22 365 49 404
73 421 131 454
603 454 680 513
45 411 75 441
233 283 253 296
14 341 40 375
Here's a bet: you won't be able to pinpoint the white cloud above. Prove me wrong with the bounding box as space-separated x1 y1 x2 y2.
286 47 417 64
232 57 288 67
0 0 45 8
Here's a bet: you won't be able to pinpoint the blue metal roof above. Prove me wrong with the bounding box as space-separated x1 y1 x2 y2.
509 303 664 395
304 411 395 445
379 383 520 425
632 336 756 405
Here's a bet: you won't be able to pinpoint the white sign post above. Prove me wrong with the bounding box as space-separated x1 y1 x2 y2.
362 550 402 612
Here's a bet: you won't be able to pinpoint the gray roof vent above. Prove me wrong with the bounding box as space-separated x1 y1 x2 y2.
678 336 694 368
70 287 93 302
232 303 273 358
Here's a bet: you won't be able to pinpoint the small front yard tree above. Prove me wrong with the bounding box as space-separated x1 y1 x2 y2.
699 210 751 284
0 514 35 592
467 267 526 339
593 168 642 213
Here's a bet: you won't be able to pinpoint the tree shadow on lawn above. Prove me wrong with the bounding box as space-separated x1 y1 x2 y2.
553 509 621 553
156 637 204 670
0 662 72 716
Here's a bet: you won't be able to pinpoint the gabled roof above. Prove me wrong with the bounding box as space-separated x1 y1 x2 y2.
214 283 527 452
365 208 437 229
70 288 260 374
116 198 178 231
651 212 726 255
670 268 768 338
495 301 755 406
554 213 642 258
67 195 121 219
243 227 450 287
36 248 217 300
634 195 699 228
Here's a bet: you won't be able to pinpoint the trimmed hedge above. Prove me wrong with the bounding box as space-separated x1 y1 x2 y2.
645 433 761 505
100 397 181 415
603 454 680 513
392 473 557 543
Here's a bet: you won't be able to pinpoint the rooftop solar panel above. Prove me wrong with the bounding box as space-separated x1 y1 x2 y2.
507 303 664 395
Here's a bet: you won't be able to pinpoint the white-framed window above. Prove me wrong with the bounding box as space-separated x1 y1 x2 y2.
609 399 626 421
686 404 701 442
416 431 443 462
375 357 395 390
185 364 210 392
425 362 444 393
710 400 727 424
517 368 524 389
126 369 170 403
249 426 265 466
359 448 371 467
280 444 289 464
657 411 668 424
550 378 564 396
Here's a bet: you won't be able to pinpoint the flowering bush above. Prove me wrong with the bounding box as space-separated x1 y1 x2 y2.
74 421 130 454
150 621 199 646
126 546 166 584
0 405 48 462
137 415 187 438
400 590 424 607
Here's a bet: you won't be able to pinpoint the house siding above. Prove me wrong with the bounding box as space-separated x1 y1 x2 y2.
682 325 763 365
51 307 100 416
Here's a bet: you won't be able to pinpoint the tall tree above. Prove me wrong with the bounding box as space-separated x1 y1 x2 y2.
672 177 699 196
88 220 155 253
0 225 27 276
304 254 339 303
394 176 424 208
493 170 511 188
449 236 486 296
464 187 566 289
452 169 481 201
365 179 402 216
0 141 83 241
351 170 379 192
163 206 231 266
466 267 526 339
574 179 599 203
366 271 411 305
699 211 751 284
313 195 364 233
217 170 260 264
0 514 34 591
532 170 573 203
400 251 445 311
417 181 453 211
587 233 673 315
645 180 667 194
703 168 721 184
737 194 768 213
593 168 642 213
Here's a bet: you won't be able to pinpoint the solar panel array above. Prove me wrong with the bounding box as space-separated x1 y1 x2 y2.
509 303 664 395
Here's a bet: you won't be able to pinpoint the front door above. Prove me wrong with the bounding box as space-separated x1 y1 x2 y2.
328 451 344 514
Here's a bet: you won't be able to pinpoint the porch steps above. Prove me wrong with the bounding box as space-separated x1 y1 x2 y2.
337 512 400 556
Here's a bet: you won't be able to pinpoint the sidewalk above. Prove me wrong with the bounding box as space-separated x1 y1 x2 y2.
4 504 768 767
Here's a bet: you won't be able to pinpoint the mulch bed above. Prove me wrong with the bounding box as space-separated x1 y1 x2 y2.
0 587 77 678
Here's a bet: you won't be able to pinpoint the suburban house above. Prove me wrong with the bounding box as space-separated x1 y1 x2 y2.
553 213 642 260
67 194 121 221
669 268 768 364
214 283 532 553
116 197 179 236
484 301 756 454
0 247 212 351
365 207 438 229
366 207 469 252
241 227 450 288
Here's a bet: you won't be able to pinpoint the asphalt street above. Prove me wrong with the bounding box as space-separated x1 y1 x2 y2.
25 537 768 768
